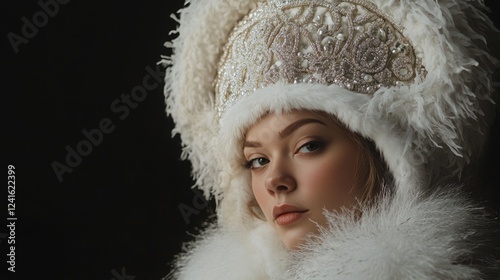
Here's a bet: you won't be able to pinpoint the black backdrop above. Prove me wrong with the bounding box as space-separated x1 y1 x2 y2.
2 1 500 279
3 1 208 279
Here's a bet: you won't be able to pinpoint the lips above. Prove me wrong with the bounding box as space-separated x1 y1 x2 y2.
273 204 308 226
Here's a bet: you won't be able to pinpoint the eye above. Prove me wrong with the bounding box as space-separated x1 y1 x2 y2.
245 157 270 169
298 141 323 154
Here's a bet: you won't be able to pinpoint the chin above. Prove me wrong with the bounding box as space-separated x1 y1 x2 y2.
282 237 300 250
280 227 315 250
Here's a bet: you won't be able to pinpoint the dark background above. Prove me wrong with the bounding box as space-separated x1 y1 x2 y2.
3 1 213 279
2 1 500 279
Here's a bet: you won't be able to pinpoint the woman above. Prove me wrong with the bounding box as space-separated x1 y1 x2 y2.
162 0 500 278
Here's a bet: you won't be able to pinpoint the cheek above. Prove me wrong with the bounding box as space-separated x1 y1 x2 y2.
251 177 272 219
251 180 264 204
299 147 359 205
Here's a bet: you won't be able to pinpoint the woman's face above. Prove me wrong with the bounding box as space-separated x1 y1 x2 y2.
243 110 364 249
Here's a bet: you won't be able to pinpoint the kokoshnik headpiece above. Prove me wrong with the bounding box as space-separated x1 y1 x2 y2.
163 0 498 219
215 0 426 119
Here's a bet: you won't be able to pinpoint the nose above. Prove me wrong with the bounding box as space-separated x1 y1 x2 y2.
264 159 296 195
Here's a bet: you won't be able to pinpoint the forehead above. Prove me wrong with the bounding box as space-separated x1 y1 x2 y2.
244 110 337 139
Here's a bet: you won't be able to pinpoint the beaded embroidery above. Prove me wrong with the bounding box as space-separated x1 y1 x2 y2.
215 0 425 119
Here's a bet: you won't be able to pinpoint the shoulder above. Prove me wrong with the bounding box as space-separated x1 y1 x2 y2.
286 188 500 279
166 187 499 280
165 222 288 280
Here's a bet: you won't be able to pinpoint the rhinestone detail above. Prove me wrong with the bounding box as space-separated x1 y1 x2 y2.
215 0 425 119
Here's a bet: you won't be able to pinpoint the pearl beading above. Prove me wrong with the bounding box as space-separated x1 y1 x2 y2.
215 0 425 119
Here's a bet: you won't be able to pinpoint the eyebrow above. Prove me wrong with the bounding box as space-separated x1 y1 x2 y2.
243 118 327 148
279 118 326 139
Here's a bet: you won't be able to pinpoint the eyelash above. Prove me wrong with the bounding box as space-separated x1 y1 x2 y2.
297 141 323 154
244 157 268 170
243 140 325 170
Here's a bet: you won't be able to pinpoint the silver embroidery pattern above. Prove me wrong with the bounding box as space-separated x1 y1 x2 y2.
215 0 425 119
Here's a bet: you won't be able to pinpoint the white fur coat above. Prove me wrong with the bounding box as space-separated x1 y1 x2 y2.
166 188 499 280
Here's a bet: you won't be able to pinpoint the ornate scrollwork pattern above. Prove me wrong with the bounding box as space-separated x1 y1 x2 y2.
215 0 425 119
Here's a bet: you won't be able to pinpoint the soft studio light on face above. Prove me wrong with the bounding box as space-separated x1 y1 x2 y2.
243 110 364 249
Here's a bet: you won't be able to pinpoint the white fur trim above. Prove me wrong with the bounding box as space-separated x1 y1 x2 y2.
163 0 261 198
